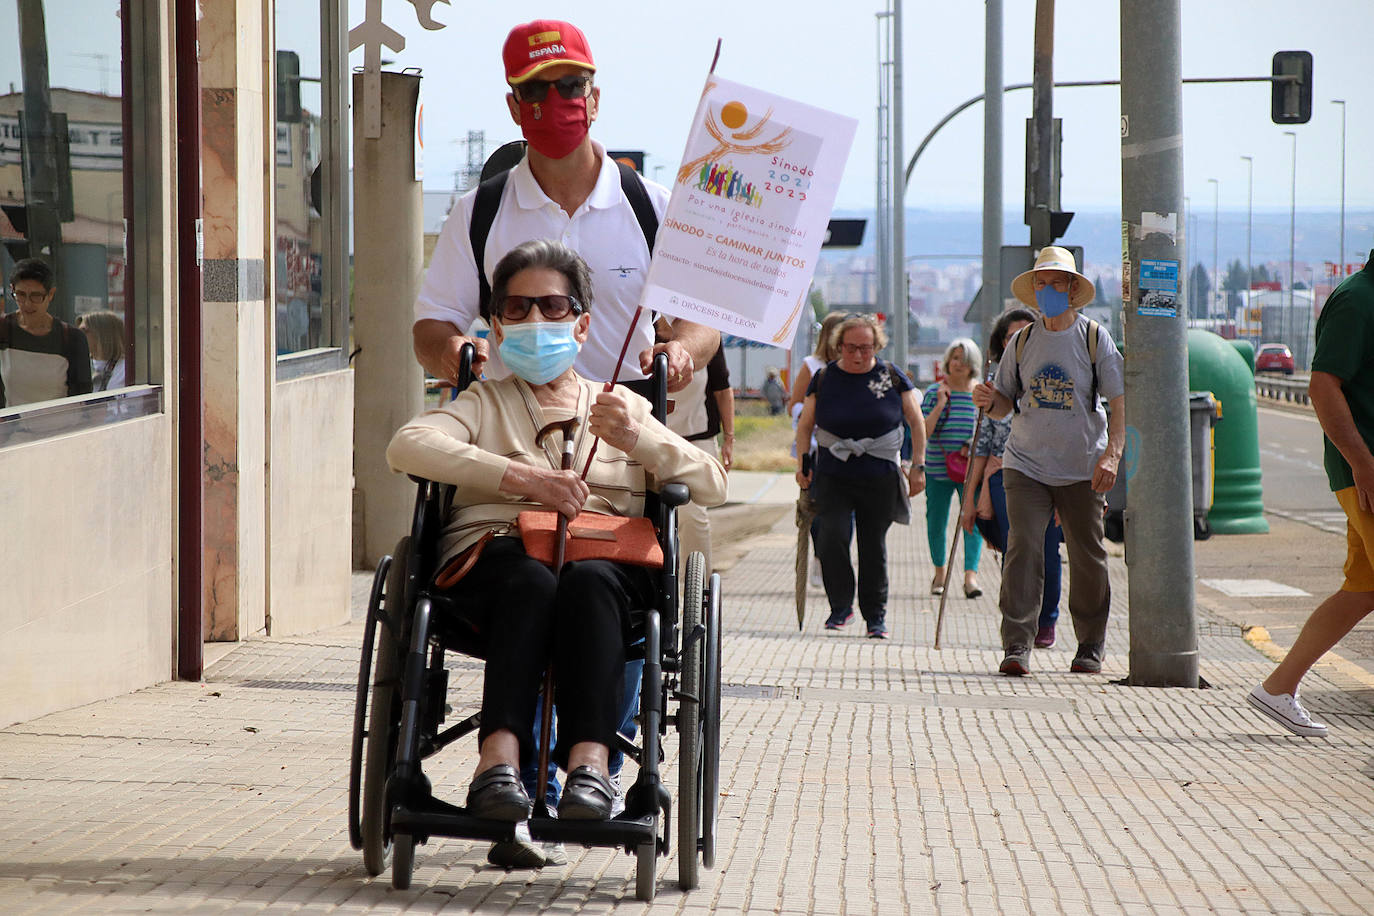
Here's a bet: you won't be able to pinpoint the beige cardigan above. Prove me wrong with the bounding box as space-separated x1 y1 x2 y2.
386 374 728 565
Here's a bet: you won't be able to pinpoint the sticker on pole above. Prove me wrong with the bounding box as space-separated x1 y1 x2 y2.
1137 258 1180 317
641 74 857 347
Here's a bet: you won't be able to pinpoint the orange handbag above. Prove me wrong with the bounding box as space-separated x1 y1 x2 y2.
516 510 664 569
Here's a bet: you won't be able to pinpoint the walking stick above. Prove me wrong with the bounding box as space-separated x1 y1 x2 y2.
533 417 579 817
932 371 993 650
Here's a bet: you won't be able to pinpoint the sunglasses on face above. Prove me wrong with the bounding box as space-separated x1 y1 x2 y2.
496 294 583 322
514 75 591 103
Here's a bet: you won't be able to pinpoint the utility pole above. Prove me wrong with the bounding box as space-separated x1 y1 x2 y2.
1120 0 1199 687
1208 178 1219 317
981 0 1004 347
1285 130 1296 363
1027 0 1054 250
1241 155 1253 311
1332 99 1345 284
890 0 907 372
875 11 892 323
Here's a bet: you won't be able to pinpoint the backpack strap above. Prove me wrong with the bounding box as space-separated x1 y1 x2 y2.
1011 322 1033 413
616 160 659 254
1084 318 1101 410
468 169 513 320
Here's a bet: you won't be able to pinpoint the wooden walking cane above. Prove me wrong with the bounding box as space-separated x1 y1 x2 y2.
932 367 995 650
533 417 579 816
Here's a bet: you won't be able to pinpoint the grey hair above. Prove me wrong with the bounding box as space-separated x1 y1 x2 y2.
489 239 593 319
944 337 983 378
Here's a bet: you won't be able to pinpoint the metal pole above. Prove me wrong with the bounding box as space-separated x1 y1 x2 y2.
890 0 906 371
1241 156 1253 318
982 0 1004 345
1333 99 1345 284
1027 0 1054 249
1285 130 1296 360
16 0 66 321
875 12 891 319
353 72 427 566
1208 178 1219 318
1120 0 1198 687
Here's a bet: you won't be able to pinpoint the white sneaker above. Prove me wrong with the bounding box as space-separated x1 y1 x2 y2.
541 842 568 866
1248 684 1329 737
809 557 823 589
608 771 625 818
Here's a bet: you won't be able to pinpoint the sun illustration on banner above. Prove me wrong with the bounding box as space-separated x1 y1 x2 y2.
720 100 748 129
677 83 793 186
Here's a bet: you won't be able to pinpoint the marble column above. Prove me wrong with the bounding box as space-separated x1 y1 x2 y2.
196 1 269 641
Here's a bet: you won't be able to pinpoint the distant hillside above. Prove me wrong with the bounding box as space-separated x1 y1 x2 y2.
830 208 1374 279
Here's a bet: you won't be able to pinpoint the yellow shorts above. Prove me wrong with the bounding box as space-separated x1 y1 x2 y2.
1336 487 1374 592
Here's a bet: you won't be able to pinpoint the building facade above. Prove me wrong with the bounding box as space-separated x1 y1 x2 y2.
0 0 354 726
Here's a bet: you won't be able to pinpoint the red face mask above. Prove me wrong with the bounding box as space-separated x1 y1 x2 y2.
518 95 590 159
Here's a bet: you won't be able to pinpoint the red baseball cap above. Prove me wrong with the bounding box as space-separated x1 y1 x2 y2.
502 20 596 84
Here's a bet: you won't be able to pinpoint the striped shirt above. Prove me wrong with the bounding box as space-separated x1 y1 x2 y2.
921 387 977 481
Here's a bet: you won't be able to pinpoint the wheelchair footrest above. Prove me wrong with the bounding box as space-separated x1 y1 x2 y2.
527 812 656 849
391 798 520 844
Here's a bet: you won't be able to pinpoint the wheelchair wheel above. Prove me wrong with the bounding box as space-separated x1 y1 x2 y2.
392 833 415 890
701 571 722 870
349 554 391 851
677 551 705 890
360 536 411 877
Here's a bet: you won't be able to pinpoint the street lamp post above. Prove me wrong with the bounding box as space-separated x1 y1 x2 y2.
1241 155 1253 314
1285 130 1297 360
1208 178 1219 318
1332 99 1346 285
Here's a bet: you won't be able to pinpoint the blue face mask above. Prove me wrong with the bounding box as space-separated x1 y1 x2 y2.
1035 285 1071 318
497 320 581 385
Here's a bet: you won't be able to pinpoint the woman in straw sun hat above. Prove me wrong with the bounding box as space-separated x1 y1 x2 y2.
970 246 1125 678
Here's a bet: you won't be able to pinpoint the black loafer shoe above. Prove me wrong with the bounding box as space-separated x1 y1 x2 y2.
466 764 532 822
558 765 614 821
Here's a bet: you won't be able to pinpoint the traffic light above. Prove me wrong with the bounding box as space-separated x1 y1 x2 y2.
277 50 302 123
1271 51 1312 125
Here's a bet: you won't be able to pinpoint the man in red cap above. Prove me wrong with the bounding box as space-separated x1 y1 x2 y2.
414 19 718 393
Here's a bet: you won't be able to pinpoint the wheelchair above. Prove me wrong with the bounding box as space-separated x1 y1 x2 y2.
347 348 723 900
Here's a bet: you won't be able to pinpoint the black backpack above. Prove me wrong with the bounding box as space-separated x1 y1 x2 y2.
467 141 660 320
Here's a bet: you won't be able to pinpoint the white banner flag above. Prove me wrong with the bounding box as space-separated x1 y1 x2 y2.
642 75 857 347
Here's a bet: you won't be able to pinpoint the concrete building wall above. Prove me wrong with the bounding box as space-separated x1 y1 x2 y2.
0 417 174 727
270 369 354 635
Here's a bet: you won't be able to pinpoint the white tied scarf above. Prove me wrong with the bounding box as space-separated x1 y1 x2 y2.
813 425 904 468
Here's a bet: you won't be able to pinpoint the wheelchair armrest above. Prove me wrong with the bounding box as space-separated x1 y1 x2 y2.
659 482 690 508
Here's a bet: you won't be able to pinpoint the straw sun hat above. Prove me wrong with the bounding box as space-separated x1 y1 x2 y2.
1010 245 1095 309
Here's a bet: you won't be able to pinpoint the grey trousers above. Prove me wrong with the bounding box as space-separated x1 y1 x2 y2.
999 468 1111 652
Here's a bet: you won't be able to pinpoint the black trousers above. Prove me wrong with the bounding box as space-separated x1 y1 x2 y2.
811 470 905 625
438 537 654 769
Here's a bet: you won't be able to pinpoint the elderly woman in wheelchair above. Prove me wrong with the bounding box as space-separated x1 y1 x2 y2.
385 239 727 824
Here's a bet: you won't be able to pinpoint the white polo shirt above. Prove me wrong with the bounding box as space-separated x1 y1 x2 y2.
415 141 670 383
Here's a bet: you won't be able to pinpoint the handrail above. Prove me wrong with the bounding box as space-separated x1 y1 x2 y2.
1254 375 1310 406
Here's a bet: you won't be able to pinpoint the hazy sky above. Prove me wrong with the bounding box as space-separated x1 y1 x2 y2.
347 0 1371 235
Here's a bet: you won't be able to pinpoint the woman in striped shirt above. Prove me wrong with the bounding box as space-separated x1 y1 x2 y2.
921 338 984 598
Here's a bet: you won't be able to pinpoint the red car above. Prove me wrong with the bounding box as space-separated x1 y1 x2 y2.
1255 343 1295 375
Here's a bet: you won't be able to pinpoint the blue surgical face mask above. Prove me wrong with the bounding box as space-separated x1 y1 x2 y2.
497 320 581 385
1035 285 1071 318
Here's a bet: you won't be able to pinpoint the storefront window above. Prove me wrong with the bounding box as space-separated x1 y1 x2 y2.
0 0 155 415
274 0 346 365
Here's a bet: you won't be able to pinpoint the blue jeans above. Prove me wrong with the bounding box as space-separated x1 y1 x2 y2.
924 475 983 573
521 658 643 807
987 470 1062 627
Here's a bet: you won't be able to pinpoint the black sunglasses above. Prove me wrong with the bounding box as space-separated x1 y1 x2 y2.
514 75 592 103
496 294 583 322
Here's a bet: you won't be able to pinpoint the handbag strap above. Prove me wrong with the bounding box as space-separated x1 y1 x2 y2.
433 529 495 588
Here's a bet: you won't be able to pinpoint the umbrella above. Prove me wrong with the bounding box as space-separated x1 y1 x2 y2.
794 487 817 630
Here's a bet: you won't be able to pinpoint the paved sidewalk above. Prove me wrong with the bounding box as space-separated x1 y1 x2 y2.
3 475 1374 914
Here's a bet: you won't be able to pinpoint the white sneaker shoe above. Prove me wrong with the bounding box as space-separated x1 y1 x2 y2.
541 842 568 866
808 557 824 589
1248 684 1329 737
608 771 625 818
